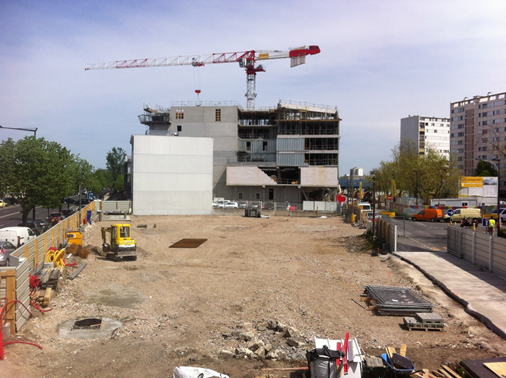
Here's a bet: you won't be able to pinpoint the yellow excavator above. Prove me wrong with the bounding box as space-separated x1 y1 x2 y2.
101 224 137 261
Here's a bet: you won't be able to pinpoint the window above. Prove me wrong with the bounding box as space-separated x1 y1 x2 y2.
269 188 274 200
461 202 468 207
175 109 184 119
263 142 268 151
177 125 182 132
215 109 221 121
255 192 260 200
246 142 251 151
238 192 243 200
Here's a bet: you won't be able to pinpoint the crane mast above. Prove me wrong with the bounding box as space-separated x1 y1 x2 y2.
85 45 320 109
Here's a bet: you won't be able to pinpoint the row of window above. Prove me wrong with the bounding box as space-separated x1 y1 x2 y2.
419 122 449 127
479 100 506 109
174 108 222 121
478 119 506 126
451 124 464 130
478 109 506 117
450 132 465 138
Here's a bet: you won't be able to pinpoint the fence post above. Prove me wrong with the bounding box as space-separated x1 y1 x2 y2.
393 225 397 252
472 231 476 264
489 236 494 273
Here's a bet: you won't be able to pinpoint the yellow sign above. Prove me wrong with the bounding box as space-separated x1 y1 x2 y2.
461 177 483 187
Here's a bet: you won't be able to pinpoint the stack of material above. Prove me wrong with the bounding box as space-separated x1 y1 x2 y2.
404 312 445 331
362 285 433 315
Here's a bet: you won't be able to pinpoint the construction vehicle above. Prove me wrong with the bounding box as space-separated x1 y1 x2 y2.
101 224 137 261
85 45 320 110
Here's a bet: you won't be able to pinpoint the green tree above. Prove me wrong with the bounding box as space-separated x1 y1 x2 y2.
106 147 126 192
371 140 461 204
474 160 498 177
0 136 77 224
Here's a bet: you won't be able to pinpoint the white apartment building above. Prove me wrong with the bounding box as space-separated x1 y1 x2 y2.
400 115 450 159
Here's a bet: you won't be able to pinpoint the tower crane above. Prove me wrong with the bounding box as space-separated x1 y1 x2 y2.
85 45 320 109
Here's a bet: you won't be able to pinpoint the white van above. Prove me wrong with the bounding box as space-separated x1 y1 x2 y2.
0 227 37 248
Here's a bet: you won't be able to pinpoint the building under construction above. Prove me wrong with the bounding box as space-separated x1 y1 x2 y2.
135 100 340 208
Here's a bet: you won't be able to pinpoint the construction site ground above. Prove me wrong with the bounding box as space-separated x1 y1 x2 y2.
3 214 506 377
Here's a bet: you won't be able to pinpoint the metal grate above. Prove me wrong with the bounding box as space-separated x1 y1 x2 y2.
364 285 433 315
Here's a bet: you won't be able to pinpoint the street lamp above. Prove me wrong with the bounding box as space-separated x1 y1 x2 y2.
0 124 38 138
492 157 501 236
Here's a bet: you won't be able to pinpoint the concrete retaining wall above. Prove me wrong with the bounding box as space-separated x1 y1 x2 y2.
447 225 506 277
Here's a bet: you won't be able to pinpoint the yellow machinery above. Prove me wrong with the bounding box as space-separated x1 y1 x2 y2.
66 229 83 246
101 224 137 261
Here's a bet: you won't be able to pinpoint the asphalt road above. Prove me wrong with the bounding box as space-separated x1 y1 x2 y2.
0 205 71 229
384 217 454 252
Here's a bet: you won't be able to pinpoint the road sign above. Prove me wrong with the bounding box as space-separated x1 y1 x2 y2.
447 209 454 217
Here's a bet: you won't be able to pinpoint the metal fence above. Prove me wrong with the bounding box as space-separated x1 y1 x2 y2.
447 225 506 277
0 201 95 333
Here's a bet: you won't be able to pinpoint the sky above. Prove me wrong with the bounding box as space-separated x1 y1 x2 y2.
1 0 506 174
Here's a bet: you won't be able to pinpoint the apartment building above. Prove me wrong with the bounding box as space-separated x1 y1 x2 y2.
137 101 340 205
400 115 450 159
450 92 506 195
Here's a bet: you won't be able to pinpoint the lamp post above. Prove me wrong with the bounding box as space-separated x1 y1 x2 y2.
492 157 501 236
0 125 37 138
372 176 376 239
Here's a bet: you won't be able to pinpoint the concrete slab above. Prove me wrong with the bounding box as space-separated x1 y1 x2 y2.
394 251 506 340
58 317 123 339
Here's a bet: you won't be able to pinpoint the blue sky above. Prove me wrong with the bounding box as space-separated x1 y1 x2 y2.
1 0 506 174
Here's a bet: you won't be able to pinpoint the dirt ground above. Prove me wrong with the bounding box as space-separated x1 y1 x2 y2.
3 213 506 378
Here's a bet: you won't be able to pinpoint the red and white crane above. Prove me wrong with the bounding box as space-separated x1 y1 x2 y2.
85 45 320 109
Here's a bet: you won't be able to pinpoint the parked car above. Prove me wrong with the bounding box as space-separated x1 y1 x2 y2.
2 197 19 206
0 200 6 208
0 227 37 248
33 219 50 233
262 202 275 210
61 209 76 218
63 198 77 205
237 200 248 209
0 241 17 266
224 201 239 209
17 221 42 236
212 200 227 208
80 198 92 205
49 212 65 224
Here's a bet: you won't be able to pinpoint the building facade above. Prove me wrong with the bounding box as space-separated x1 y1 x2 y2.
400 115 450 159
137 101 341 205
450 92 506 186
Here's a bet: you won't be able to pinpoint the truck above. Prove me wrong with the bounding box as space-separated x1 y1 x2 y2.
101 224 137 261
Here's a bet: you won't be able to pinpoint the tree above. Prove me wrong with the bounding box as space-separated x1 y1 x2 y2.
371 140 461 204
475 160 498 177
0 136 77 224
106 147 126 192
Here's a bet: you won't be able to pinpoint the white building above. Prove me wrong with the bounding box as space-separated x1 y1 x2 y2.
400 115 450 159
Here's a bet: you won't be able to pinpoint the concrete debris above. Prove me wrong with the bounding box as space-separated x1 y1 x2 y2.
216 319 309 361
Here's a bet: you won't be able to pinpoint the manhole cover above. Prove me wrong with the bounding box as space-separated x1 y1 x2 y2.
72 318 103 331
169 238 207 248
59 317 123 339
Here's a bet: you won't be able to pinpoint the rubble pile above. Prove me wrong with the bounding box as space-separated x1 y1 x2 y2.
218 320 309 361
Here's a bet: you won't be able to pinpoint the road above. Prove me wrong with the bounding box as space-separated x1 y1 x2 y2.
384 217 453 252
0 204 76 229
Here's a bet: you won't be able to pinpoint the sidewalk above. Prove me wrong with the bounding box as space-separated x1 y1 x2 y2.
394 251 506 340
